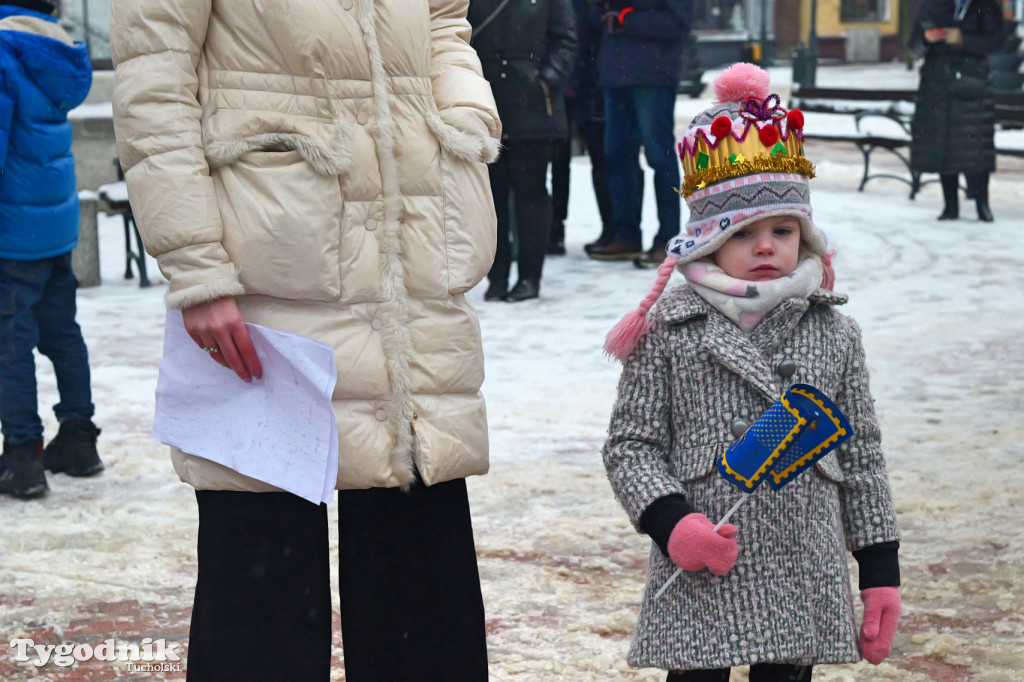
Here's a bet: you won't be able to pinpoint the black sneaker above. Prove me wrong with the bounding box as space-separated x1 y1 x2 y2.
43 420 104 477
0 441 48 499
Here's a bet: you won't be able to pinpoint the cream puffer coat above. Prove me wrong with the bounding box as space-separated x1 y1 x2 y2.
111 0 501 491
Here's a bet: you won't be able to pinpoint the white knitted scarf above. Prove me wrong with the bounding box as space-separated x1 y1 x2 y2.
681 258 823 333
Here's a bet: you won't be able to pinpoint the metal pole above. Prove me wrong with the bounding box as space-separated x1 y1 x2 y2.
808 0 819 86
80 0 92 61
760 0 768 65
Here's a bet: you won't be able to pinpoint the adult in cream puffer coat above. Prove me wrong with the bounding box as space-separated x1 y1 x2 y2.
112 0 500 493
112 2 501 679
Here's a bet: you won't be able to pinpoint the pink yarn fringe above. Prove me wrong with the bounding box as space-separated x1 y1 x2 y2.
604 257 678 361
713 63 770 104
820 249 836 291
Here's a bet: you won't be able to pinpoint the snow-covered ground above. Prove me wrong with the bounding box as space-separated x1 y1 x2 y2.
2 62 1023 681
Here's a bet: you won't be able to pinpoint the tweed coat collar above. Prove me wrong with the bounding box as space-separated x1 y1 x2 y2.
658 285 849 402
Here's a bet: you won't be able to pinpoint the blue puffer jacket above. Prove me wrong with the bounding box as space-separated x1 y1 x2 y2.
596 0 694 89
0 6 92 260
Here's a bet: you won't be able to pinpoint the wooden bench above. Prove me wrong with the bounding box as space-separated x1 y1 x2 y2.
98 160 151 288
789 85 1024 199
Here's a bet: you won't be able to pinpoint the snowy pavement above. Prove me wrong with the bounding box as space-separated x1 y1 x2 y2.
2 62 1024 681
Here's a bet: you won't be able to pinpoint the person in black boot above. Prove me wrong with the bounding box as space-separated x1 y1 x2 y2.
909 0 1004 222
43 419 103 477
551 0 615 257
470 0 577 303
0 440 48 499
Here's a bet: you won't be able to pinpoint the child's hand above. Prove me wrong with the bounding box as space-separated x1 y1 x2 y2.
859 586 901 664
666 513 738 575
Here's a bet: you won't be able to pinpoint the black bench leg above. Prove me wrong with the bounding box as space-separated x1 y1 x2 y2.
134 221 151 288
122 213 151 288
910 171 921 200
122 214 135 280
857 143 872 192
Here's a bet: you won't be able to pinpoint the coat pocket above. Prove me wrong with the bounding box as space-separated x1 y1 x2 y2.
437 149 496 295
214 150 342 301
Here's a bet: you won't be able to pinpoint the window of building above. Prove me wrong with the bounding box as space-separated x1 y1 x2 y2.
693 0 748 32
840 0 889 23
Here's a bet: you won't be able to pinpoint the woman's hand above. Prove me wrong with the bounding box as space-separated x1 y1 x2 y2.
924 27 947 43
182 297 263 382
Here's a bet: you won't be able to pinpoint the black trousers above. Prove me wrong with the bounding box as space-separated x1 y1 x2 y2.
551 109 613 242
188 479 488 682
668 664 812 682
488 139 554 285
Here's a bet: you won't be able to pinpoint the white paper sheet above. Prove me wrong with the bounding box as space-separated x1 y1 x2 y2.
152 310 338 504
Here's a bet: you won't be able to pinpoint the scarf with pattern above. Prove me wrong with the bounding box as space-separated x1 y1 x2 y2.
681 258 823 333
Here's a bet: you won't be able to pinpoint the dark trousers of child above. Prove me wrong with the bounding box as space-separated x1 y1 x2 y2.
488 139 554 286
668 663 812 681
187 479 489 682
0 253 94 445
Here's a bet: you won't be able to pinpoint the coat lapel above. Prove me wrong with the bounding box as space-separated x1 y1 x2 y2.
701 309 779 402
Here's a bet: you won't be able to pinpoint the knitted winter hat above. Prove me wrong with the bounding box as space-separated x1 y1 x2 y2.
604 63 832 361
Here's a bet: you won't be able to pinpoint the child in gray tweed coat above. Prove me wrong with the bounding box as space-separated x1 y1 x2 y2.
601 64 901 682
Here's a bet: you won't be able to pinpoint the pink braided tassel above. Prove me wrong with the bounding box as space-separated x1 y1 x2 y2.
604 257 678 361
820 249 836 291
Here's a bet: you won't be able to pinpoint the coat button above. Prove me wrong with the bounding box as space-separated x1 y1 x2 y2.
500 73 507 79
730 419 749 439
365 217 377 231
375 409 388 422
341 0 353 9
371 317 383 330
777 359 797 379
356 111 369 125
502 60 508 65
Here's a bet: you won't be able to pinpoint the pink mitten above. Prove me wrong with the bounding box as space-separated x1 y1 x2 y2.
666 513 738 575
859 586 901 665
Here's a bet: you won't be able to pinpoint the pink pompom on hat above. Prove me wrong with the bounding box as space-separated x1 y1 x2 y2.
604 63 833 361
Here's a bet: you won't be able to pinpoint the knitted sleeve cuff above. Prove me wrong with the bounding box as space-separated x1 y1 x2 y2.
853 541 901 590
639 493 694 557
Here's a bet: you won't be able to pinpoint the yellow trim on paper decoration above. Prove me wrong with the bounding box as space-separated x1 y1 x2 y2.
769 387 849 485
719 394 807 489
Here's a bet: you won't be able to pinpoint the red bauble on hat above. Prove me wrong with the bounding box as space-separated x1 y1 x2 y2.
758 125 779 146
710 116 733 140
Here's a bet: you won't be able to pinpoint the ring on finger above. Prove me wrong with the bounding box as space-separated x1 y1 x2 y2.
201 346 221 354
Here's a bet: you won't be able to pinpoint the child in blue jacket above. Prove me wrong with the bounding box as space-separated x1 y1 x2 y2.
0 0 102 499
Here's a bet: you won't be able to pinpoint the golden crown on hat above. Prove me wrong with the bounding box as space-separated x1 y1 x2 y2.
678 63 815 197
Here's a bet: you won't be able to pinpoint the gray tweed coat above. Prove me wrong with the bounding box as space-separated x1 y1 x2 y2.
603 285 900 671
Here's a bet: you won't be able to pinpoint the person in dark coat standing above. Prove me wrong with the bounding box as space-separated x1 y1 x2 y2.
910 0 1005 222
587 0 694 268
470 0 577 302
549 0 615 257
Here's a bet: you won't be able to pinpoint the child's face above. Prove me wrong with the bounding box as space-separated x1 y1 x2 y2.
713 216 801 281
